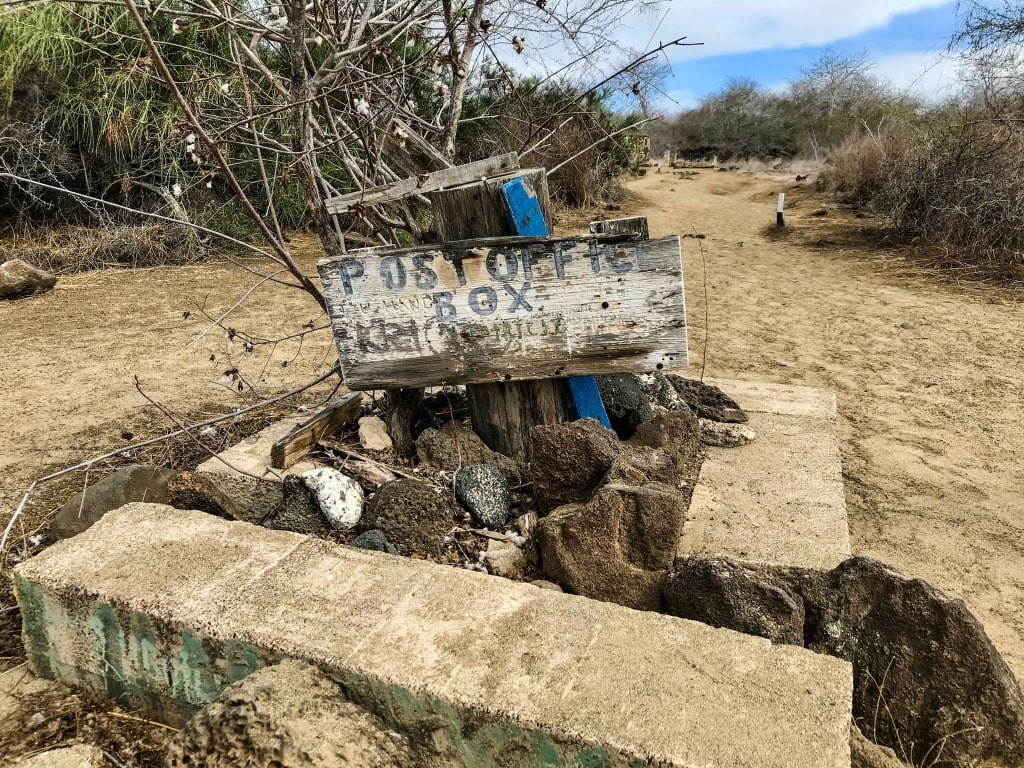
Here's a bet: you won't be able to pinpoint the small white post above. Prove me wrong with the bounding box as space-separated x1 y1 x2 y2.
776 193 785 228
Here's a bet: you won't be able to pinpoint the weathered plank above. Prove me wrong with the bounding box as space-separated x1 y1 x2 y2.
269 392 364 469
589 216 650 240
500 175 548 236
435 171 569 461
324 153 521 214
430 169 552 243
316 235 688 390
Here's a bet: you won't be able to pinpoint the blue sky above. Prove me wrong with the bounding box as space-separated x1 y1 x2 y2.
613 1 966 110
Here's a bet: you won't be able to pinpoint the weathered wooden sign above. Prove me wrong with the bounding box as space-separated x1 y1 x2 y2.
317 234 687 389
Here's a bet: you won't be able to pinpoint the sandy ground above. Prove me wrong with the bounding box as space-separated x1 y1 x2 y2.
0 167 1022 758
635 168 1024 681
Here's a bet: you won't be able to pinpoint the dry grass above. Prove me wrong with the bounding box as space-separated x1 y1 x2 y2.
0 224 203 275
820 125 1024 285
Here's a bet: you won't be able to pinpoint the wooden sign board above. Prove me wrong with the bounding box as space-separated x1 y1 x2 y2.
317 235 687 390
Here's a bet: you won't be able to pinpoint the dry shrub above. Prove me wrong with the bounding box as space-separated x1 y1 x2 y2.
817 133 888 206
0 223 202 274
821 122 1024 282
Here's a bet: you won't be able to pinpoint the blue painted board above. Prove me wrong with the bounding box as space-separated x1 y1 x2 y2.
499 176 549 236
499 176 612 429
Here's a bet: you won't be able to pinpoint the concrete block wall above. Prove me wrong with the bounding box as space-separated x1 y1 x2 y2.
15 503 853 768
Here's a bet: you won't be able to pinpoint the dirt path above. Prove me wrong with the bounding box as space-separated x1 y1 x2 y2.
1 167 1022 692
0 252 337 519
633 168 1024 680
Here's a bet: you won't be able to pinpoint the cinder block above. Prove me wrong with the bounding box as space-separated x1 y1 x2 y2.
680 379 851 570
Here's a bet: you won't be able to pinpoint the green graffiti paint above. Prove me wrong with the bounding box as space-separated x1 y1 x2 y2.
571 748 612 768
12 578 57 679
170 630 223 713
224 640 264 683
127 612 169 690
90 603 130 704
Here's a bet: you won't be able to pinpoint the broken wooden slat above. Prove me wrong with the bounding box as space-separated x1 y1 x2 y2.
384 117 452 177
316 234 688 390
500 175 549 237
269 392 364 469
324 153 521 214
589 216 650 240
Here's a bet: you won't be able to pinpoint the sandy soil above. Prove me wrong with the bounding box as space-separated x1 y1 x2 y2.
634 168 1024 680
0 167 1021 758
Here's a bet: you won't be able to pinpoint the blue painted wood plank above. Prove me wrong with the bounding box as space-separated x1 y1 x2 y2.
499 176 549 236
566 375 612 428
499 175 611 429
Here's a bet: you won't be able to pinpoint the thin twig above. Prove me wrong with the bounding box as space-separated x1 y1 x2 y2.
105 710 180 733
133 376 270 482
188 270 290 348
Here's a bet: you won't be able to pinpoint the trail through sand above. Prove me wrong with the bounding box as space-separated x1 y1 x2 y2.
1 168 1022 689
635 168 1024 679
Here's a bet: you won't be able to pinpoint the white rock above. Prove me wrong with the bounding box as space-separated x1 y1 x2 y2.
530 579 563 591
358 416 393 451
699 419 757 448
484 539 527 580
301 468 363 529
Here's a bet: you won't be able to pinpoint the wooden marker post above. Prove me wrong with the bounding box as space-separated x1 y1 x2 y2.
317 165 689 466
777 192 786 227
429 169 573 460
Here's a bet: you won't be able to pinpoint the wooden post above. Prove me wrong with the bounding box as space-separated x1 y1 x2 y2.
430 169 573 462
777 193 785 227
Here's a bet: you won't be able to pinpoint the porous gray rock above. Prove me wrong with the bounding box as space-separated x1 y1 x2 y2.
595 374 654 439
166 470 280 525
662 556 804 645
51 465 176 540
537 483 684 611
454 464 513 529
357 415 393 451
637 373 692 413
794 557 1024 767
666 375 748 423
17 745 103 768
484 539 527 579
416 422 520 481
165 660 416 768
849 725 905 768
529 419 621 512
661 554 1024 767
698 419 757 447
0 259 56 300
628 410 702 472
263 476 332 536
349 529 398 555
603 446 678 487
361 479 455 557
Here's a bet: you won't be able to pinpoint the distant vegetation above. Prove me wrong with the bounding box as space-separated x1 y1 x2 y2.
0 0 651 258
654 3 1024 282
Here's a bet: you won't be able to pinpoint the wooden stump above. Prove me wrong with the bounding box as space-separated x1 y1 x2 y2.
430 169 572 462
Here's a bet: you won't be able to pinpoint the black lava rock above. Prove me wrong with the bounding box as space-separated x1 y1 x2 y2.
455 464 513 529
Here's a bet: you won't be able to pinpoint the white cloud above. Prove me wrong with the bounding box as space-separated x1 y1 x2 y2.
870 51 968 102
616 0 953 59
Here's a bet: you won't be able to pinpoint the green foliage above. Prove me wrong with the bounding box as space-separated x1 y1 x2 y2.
458 71 642 206
661 52 910 162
